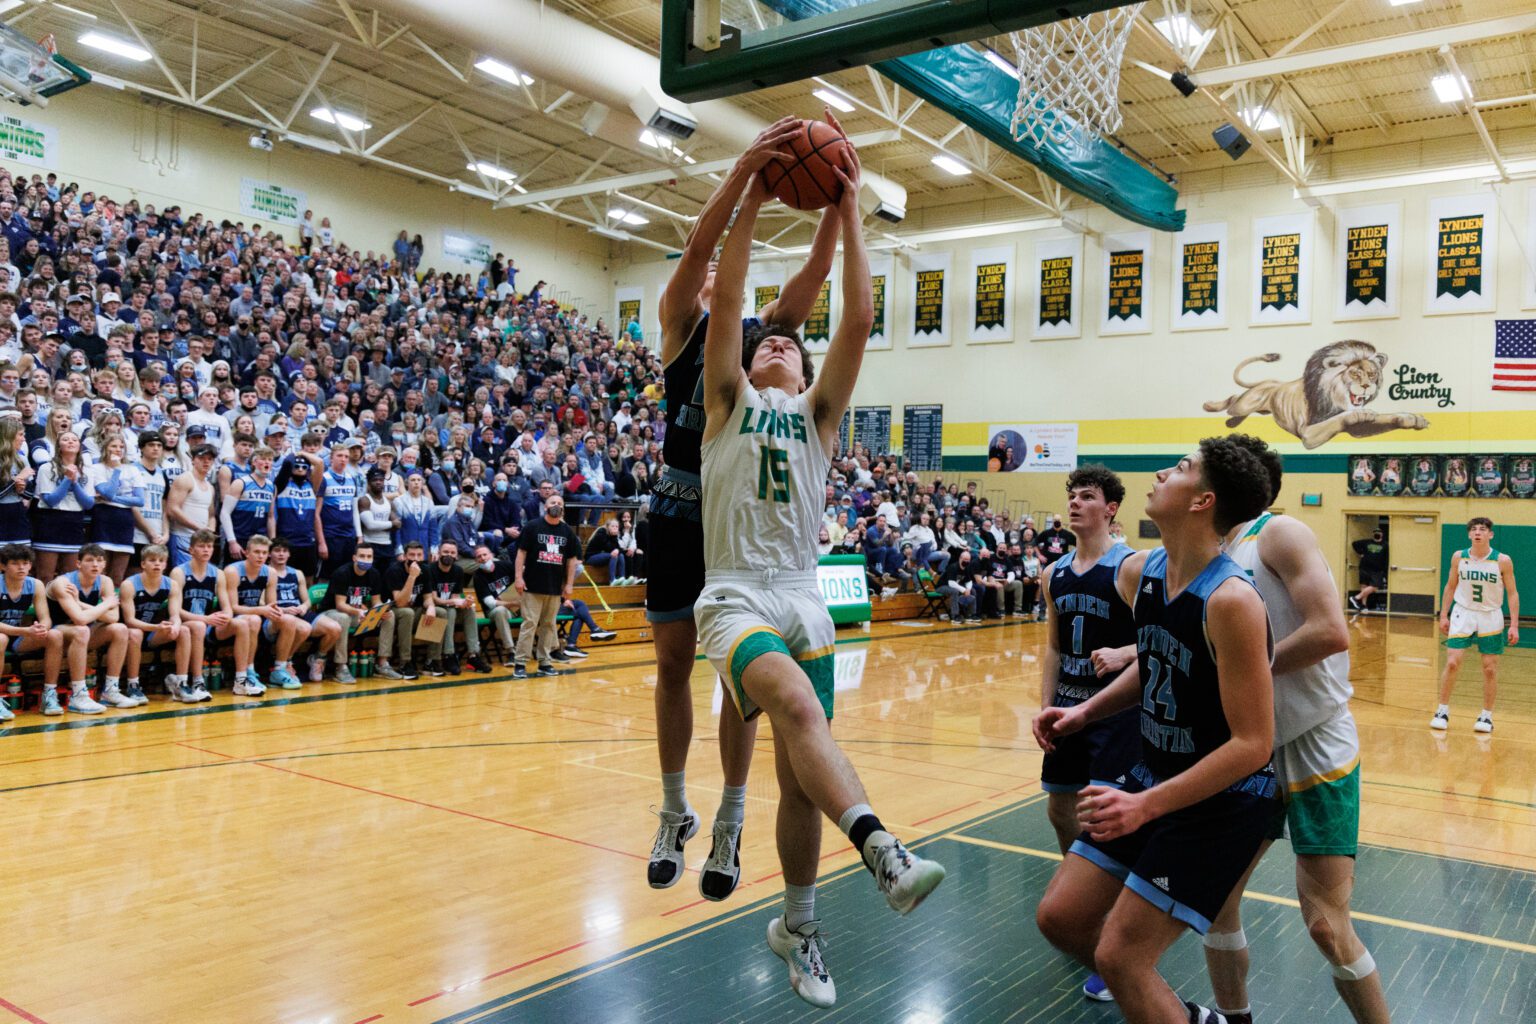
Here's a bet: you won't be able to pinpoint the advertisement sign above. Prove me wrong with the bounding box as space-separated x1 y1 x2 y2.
818 555 872 625
986 423 1078 473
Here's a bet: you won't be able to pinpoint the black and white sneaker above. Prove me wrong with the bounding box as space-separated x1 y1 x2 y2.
549 649 572 663
1349 595 1362 611
1184 1002 1229 1024
590 628 617 641
423 660 446 678
562 646 589 659
766 916 835 1008
512 664 527 680
698 819 743 901
870 839 945 915
400 661 420 680
442 654 461 676
467 654 492 673
647 807 699 889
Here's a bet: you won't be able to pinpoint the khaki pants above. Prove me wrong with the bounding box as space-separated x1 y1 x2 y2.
486 604 517 650
322 607 395 666
381 606 415 664
513 593 561 666
1003 579 1024 613
438 606 482 657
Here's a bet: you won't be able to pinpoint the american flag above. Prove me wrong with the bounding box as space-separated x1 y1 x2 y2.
1493 319 1536 392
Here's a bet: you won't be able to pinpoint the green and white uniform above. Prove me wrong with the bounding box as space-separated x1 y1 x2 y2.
1447 547 1506 654
697 384 836 721
1228 513 1360 856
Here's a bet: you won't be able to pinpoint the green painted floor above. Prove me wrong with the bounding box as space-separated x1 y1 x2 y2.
437 801 1536 1023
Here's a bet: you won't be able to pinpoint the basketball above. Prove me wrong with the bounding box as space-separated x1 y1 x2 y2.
759 119 852 211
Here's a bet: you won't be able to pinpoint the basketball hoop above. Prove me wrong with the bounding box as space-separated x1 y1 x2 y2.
1009 3 1144 149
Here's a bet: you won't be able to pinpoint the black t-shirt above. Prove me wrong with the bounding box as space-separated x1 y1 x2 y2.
517 518 580 594
1039 527 1076 559
472 557 518 608
425 561 467 605
383 560 429 608
324 563 383 612
1353 539 1387 574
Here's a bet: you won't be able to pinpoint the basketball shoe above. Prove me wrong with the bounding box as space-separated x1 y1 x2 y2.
698 819 743 901
647 807 699 889
868 838 945 914
766 916 835 1008
1185 1003 1229 1023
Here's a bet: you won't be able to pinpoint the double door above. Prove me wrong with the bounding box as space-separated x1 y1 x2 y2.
1345 513 1440 616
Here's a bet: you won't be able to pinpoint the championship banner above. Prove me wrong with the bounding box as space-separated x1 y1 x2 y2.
987 423 1077 473
908 251 951 348
1172 222 1226 330
1100 231 1150 336
1031 235 1082 340
1425 193 1497 315
968 243 1015 344
239 177 306 226
615 285 644 339
442 229 493 266
0 113 56 167
1336 202 1400 321
1252 213 1312 325
803 278 834 353
748 264 784 318
867 254 893 350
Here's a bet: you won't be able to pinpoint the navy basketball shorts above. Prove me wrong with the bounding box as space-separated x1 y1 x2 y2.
1069 762 1280 934
645 510 705 624
1041 704 1141 794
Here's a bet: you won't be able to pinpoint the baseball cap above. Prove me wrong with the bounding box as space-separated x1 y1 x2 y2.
102 292 122 304
184 423 208 437
377 445 398 458
66 293 88 305
191 443 219 459
264 422 287 436
345 436 365 448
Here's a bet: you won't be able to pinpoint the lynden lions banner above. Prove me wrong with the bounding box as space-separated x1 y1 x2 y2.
614 285 644 337
1031 235 1081 340
867 254 892 351
748 264 783 319
1252 212 1312 326
1426 193 1497 315
968 244 1015 344
1100 231 1150 336
803 278 834 353
1336 202 1400 321
0 114 56 167
1173 221 1227 330
908 251 951 348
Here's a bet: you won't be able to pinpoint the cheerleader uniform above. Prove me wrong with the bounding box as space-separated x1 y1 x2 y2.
0 473 30 544
88 462 145 554
33 462 94 554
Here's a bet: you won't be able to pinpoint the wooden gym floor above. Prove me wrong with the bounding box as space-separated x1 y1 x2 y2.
0 610 1531 1024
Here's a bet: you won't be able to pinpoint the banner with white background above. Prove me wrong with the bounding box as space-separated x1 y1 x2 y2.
907 251 952 348
1251 212 1312 326
968 243 1015 344
1099 230 1150 336
1031 235 1082 340
1335 201 1401 321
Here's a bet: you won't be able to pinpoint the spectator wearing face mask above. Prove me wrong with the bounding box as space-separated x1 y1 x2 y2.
439 492 482 570
480 472 523 552
940 549 980 623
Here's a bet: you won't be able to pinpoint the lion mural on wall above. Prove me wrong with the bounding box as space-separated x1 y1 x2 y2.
1202 341 1429 450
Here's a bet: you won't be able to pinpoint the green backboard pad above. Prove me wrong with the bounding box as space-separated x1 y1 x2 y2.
661 0 1138 102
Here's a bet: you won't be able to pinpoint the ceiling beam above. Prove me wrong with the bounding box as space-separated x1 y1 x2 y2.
1191 11 1536 87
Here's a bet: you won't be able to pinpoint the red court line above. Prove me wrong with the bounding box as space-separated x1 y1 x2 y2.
0 995 49 1024
176 742 647 862
407 941 592 1007
351 1016 384 1024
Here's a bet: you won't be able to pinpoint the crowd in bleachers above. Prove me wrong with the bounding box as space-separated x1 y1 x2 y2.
0 164 663 720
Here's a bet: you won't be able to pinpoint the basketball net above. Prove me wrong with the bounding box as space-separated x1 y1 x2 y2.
1009 3 1144 149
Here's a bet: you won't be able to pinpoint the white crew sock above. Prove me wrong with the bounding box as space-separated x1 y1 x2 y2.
661 770 689 815
716 784 747 825
784 883 817 933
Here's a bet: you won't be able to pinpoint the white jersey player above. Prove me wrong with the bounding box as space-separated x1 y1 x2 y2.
1433 517 1519 733
697 141 943 1010
1203 435 1389 1024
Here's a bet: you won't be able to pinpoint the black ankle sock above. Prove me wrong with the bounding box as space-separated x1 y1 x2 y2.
848 813 885 869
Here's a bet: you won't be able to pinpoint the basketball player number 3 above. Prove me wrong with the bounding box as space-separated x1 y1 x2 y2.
1470 583 1484 603
757 448 790 503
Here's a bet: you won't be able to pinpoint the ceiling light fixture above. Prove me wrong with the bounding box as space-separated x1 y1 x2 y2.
1153 14 1201 49
78 30 151 62
930 154 971 176
1241 106 1280 131
812 87 856 112
1431 73 1469 103
310 107 371 132
475 57 533 86
467 161 516 183
982 49 1020 80
607 208 649 226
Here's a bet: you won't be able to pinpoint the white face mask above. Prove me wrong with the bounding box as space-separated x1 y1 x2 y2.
479 559 495 571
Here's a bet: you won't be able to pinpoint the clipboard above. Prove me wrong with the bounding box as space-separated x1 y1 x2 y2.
354 603 390 634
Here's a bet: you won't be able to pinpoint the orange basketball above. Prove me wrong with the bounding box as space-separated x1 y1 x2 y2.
759 120 852 211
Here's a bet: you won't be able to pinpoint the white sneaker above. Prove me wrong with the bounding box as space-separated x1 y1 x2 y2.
67 690 106 715
100 686 137 709
699 819 743 901
1473 712 1493 734
232 679 260 697
307 655 325 683
1430 708 1449 730
0 701 13 722
870 839 946 915
192 683 212 702
766 916 836 1008
646 807 699 889
40 687 63 716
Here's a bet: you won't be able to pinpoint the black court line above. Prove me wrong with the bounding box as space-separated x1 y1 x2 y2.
0 618 1016 738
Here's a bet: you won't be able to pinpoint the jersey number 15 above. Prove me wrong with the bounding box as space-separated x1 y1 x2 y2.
757 448 790 504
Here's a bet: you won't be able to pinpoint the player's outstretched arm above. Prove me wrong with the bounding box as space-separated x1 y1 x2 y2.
1502 554 1520 644
810 146 872 451
700 184 761 438
660 116 801 360
759 111 846 329
1262 516 1350 677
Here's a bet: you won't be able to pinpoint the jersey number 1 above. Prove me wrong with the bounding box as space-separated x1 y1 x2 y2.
757 448 790 503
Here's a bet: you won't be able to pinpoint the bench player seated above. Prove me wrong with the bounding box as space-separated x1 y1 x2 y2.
226 534 311 691
173 529 260 698
46 543 137 713
0 544 67 720
120 544 197 704
266 538 342 685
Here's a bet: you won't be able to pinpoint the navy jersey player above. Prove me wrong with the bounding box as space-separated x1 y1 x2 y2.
1035 437 1278 1024
644 113 844 900
1037 465 1140 1003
